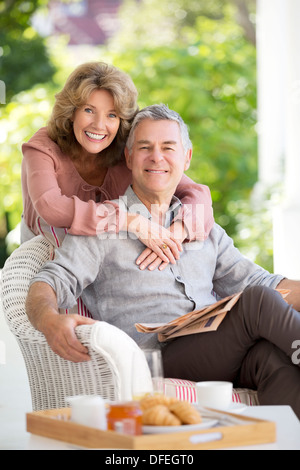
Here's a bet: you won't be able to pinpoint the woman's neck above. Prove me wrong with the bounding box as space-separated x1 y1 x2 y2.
73 155 108 187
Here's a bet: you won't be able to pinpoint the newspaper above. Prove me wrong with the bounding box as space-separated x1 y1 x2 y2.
135 289 290 342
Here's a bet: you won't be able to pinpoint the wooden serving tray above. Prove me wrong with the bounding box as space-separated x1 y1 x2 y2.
26 407 276 450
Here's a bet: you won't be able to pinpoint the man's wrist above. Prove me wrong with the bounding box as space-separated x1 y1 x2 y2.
35 307 59 334
26 281 59 332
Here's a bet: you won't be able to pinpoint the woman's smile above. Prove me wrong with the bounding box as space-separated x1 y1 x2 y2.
84 131 107 141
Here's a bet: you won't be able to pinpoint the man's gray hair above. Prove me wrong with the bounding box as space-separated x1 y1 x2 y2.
126 104 193 154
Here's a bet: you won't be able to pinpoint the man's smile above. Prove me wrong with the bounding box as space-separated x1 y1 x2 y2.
145 169 168 174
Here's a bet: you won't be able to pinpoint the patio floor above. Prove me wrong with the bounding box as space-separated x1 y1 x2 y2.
0 272 32 450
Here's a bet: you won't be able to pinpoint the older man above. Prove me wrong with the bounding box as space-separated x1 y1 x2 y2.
26 104 300 417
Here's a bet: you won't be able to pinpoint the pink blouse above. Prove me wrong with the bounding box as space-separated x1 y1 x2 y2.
21 127 214 241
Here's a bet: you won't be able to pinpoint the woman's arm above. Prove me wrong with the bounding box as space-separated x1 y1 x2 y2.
22 144 131 235
174 173 214 241
22 145 181 262
23 134 214 266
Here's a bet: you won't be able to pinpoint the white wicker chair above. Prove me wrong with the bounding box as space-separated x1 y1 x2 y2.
0 236 259 412
0 236 153 411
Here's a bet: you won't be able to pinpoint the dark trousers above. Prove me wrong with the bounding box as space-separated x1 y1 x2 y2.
162 286 300 419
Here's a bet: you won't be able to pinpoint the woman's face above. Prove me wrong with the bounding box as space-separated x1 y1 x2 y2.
73 89 120 158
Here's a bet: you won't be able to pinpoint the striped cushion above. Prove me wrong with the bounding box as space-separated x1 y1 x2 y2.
59 297 93 318
37 217 68 249
163 378 259 406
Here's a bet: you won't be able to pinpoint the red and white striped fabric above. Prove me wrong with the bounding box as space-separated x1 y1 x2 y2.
163 378 259 406
164 378 198 403
63 297 93 318
37 218 68 250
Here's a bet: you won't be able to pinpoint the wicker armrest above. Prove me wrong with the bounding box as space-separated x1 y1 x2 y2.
0 237 127 410
0 236 53 342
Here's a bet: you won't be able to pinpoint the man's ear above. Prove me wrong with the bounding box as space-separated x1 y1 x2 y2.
184 148 192 171
124 146 132 170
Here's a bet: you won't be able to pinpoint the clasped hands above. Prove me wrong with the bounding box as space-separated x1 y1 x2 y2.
128 214 187 271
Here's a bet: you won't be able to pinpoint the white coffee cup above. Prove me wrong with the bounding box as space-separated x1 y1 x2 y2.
196 381 233 410
66 395 107 430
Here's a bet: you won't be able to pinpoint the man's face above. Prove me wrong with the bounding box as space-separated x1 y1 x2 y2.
125 119 192 201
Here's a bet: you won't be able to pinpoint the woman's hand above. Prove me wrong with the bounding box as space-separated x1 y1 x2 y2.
127 214 187 271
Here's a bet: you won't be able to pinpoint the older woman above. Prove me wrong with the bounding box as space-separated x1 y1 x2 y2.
21 61 214 270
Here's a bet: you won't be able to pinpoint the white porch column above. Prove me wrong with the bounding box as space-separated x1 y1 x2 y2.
256 0 286 187
257 0 300 278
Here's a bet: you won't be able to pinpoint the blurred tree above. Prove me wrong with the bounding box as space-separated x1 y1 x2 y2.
108 0 257 238
113 0 256 48
0 32 76 267
0 0 273 271
0 0 56 102
0 0 58 265
0 84 55 263
106 0 273 270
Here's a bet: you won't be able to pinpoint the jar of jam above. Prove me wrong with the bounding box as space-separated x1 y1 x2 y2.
107 401 143 435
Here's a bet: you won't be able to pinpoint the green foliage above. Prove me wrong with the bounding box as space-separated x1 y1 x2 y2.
0 0 58 263
0 0 273 271
228 195 274 273
0 0 56 102
105 0 271 267
0 84 55 234
108 4 257 238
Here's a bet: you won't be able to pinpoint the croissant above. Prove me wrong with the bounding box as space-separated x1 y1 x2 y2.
139 394 177 411
142 405 181 426
169 401 202 424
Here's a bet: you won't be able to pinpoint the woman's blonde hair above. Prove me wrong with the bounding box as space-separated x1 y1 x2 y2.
47 62 139 167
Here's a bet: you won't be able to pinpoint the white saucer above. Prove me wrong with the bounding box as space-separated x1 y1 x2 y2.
143 417 218 434
227 402 248 413
197 402 247 413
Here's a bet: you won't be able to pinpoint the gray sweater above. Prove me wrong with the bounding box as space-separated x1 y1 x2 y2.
31 186 283 348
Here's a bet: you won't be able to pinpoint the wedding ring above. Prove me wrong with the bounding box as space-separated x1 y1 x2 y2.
161 243 168 250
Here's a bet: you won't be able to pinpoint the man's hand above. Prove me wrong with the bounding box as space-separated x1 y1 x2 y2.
26 282 95 362
277 278 300 311
41 313 95 362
